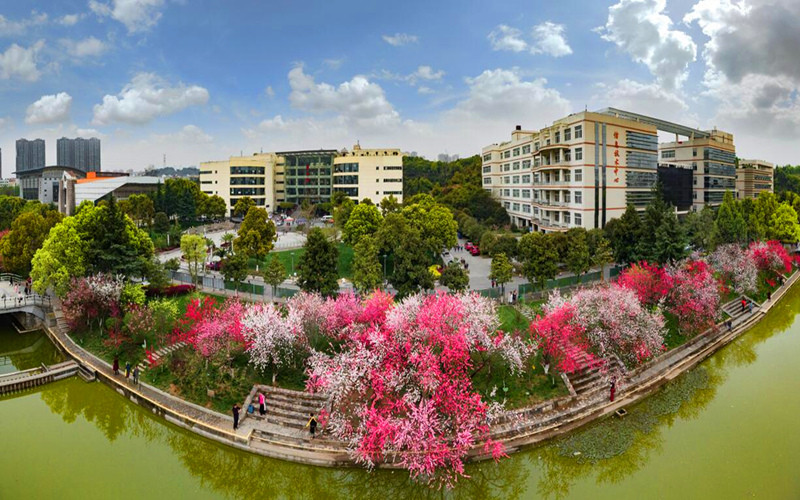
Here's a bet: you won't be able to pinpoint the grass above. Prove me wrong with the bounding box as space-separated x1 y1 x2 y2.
497 305 530 333
249 243 355 279
472 350 569 409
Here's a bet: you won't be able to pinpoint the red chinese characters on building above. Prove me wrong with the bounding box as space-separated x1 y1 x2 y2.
612 131 620 183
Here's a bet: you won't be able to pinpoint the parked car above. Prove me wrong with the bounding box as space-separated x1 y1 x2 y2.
465 242 475 252
322 215 334 224
469 246 480 256
206 260 222 271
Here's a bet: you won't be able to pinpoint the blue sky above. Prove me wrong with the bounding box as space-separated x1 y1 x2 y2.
1 0 798 171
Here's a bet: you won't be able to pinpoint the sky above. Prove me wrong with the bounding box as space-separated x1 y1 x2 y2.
0 0 798 172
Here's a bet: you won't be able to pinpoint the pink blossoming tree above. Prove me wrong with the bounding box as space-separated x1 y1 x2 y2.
616 262 672 307
665 259 721 336
708 244 757 294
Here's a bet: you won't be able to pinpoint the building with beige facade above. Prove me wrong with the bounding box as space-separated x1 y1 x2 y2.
481 111 659 232
333 144 403 203
200 145 402 216
736 159 774 200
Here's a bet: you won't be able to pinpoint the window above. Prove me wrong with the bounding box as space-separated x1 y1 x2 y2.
554 152 560 163
565 150 572 162
575 191 582 204
534 158 541 167
483 153 492 162
534 142 540 151
555 131 561 143
334 162 359 173
512 203 520 211
522 189 531 198
483 177 492 185
504 189 510 196
522 160 531 168
513 162 520 170
693 148 697 157
523 204 531 213
513 175 520 184
533 173 540 183
504 163 511 172
553 171 560 182
662 150 676 159
575 169 583 182
522 174 531 183
512 189 520 198
483 166 491 173
534 207 540 216
564 191 571 203
692 162 697 170
513 148 520 156
564 171 571 182
522 145 531 154
564 212 571 224
503 151 511 159
574 213 582 225
564 128 572 141
504 176 511 184
231 166 265 175
574 125 583 139
383 166 402 170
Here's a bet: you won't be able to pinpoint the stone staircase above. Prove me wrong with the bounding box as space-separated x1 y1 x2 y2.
722 295 759 327
137 342 188 372
567 355 625 396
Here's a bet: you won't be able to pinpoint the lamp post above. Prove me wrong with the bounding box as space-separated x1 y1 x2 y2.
382 254 387 280
290 252 295 275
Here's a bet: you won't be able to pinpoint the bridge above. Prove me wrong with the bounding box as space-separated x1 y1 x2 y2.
0 360 86 395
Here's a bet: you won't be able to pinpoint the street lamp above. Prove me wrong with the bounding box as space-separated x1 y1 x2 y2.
382 254 387 279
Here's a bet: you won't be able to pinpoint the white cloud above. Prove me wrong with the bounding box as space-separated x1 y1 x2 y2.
323 58 344 70
382 33 418 46
530 22 572 57
685 0 800 139
0 40 45 81
25 92 73 125
599 0 696 89
0 11 48 37
89 0 165 33
417 86 434 95
60 37 109 57
264 85 275 98
92 72 209 125
411 65 444 82
58 14 82 26
288 66 400 128
76 127 104 138
488 25 527 52
154 124 213 144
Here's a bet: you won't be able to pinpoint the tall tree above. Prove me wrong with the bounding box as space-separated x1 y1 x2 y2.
234 206 276 260
352 235 383 294
401 195 458 256
590 233 614 281
439 261 469 292
181 234 207 284
297 228 339 297
389 227 434 298
233 196 256 218
714 191 746 245
750 191 779 241
379 195 401 215
490 253 513 296
263 254 288 297
204 195 227 221
565 227 591 278
684 207 716 251
31 217 86 296
333 197 356 232
517 232 559 290
607 204 643 265
0 209 63 275
769 203 800 242
0 196 26 230
343 203 383 246
221 253 249 294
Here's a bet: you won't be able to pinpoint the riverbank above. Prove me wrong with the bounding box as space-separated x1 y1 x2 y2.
37 270 799 468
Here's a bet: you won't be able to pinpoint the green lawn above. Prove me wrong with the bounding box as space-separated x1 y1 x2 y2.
249 243 355 278
498 305 530 333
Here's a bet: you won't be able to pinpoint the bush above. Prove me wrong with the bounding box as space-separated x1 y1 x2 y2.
146 284 196 297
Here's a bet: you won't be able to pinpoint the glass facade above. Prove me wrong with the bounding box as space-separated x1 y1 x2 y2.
280 150 337 203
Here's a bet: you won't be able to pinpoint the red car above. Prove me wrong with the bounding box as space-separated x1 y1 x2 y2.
469 246 480 256
465 242 475 251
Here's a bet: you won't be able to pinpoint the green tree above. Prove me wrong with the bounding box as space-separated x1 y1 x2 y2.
153 211 170 233
221 253 249 294
125 194 155 227
181 234 207 284
234 206 276 260
379 195 401 215
30 217 86 296
0 195 26 230
565 227 591 278
769 203 800 242
606 204 643 265
233 196 256 218
263 254 288 297
343 203 383 246
352 235 383 294
204 195 227 221
439 261 469 292
684 207 716 250
297 228 339 296
494 234 518 259
714 191 747 245
81 197 154 277
389 227 434 298
490 252 513 296
517 232 558 291
750 191 779 240
479 232 497 256
0 209 63 275
401 195 458 255
164 258 180 272
333 197 356 232
590 232 613 281
638 193 686 264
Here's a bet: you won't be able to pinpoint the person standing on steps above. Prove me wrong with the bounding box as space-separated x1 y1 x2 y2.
112 356 119 376
741 297 747 312
610 377 616 402
258 392 266 416
125 361 131 381
305 413 318 439
232 404 241 430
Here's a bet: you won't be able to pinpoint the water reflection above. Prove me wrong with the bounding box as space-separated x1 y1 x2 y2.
0 326 62 373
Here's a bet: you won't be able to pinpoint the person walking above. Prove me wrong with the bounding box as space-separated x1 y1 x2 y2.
305 413 318 439
112 356 120 376
741 297 747 312
133 365 140 385
125 361 131 381
232 404 241 430
610 378 616 402
258 392 266 416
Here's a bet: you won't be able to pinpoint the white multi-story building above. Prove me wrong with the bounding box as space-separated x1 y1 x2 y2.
482 111 659 232
736 159 774 200
333 144 403 203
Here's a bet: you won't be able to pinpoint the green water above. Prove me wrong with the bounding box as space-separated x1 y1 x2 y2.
0 322 62 374
3 285 800 499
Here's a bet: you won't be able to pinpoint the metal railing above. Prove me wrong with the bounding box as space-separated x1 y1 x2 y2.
0 293 51 310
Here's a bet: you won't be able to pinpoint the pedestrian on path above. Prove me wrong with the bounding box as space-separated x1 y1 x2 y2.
741 298 747 312
232 404 241 430
133 365 140 385
112 356 119 376
125 361 131 381
258 392 266 416
610 378 616 402
727 319 733 332
748 302 753 314
305 413 318 439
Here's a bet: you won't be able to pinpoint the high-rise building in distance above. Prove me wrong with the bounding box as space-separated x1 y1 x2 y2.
57 137 101 172
16 138 46 172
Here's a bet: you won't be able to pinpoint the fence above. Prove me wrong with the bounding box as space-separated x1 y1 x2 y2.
168 270 298 301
